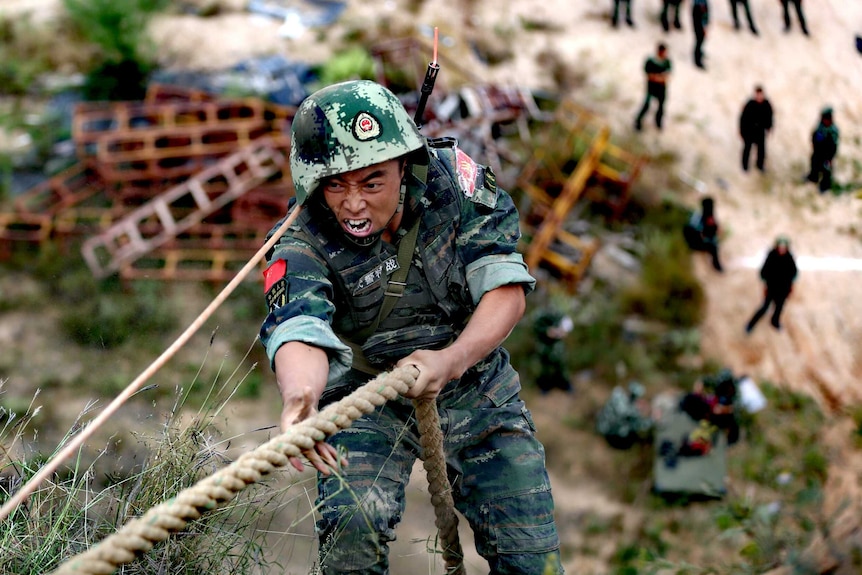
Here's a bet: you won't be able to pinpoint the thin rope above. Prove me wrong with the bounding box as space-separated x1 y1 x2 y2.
0 205 303 524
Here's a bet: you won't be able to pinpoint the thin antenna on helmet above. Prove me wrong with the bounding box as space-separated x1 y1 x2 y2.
413 26 440 129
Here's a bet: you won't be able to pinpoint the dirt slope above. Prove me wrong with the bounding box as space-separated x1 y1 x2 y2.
4 0 862 573
465 0 862 411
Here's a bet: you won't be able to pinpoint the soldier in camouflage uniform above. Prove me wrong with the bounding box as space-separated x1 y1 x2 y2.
595 382 653 449
532 308 573 394
259 80 563 574
806 107 839 193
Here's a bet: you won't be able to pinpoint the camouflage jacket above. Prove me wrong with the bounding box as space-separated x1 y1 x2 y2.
812 122 839 160
259 139 535 399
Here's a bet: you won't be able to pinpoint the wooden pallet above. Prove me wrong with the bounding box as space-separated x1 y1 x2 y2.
0 162 113 254
72 97 293 183
119 247 268 283
144 83 216 105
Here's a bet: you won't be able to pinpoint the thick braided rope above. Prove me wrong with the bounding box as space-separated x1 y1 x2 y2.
49 367 417 575
415 398 465 575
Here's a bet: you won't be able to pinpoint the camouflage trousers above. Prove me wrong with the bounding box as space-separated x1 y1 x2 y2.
314 366 564 574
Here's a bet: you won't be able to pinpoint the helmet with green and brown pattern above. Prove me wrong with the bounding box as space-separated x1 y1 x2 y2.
289 80 428 205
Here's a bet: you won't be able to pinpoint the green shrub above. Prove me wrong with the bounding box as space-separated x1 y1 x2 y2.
620 231 703 326
62 0 169 100
315 47 376 88
0 13 88 97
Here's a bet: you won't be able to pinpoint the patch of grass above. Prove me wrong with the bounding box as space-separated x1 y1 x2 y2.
732 383 825 487
0 362 290 574
59 274 177 349
314 46 376 88
620 199 704 327
519 16 565 33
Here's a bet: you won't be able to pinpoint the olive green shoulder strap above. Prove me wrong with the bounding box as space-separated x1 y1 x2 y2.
355 220 420 341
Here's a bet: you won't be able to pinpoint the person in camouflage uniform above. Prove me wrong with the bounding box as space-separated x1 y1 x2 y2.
532 308 573 394
259 80 563 574
806 107 839 193
595 382 653 449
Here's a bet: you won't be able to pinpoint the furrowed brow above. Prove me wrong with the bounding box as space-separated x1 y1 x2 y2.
359 169 388 182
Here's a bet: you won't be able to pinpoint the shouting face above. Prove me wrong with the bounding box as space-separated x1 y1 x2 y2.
321 158 405 241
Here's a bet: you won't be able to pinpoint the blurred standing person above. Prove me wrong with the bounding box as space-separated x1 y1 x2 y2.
612 0 635 27
739 86 774 172
661 0 684 31
692 0 710 69
746 236 798 333
781 0 809 36
730 0 758 34
807 107 839 193
634 43 672 131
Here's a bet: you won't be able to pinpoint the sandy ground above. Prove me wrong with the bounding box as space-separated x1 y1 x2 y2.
4 0 862 572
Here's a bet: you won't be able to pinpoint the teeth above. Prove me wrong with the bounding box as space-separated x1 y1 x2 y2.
346 219 368 231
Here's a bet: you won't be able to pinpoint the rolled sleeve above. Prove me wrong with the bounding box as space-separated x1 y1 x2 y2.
465 253 536 305
265 316 353 385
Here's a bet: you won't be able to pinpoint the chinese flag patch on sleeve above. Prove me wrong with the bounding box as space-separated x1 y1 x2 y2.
263 259 288 311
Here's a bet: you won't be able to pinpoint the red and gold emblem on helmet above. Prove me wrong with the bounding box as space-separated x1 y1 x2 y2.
352 111 382 141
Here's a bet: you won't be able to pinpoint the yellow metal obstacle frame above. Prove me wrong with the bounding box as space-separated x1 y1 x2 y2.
518 99 645 291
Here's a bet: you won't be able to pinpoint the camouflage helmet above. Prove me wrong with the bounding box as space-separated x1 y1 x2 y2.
289 80 428 205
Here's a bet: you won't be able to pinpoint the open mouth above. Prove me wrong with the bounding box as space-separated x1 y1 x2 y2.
342 218 373 236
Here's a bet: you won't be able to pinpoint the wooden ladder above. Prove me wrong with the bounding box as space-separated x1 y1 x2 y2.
81 139 285 278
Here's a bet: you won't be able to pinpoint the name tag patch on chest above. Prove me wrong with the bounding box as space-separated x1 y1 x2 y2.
354 256 399 294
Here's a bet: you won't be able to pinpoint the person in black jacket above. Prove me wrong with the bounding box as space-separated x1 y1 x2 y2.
661 0 684 31
739 86 774 172
745 236 798 333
